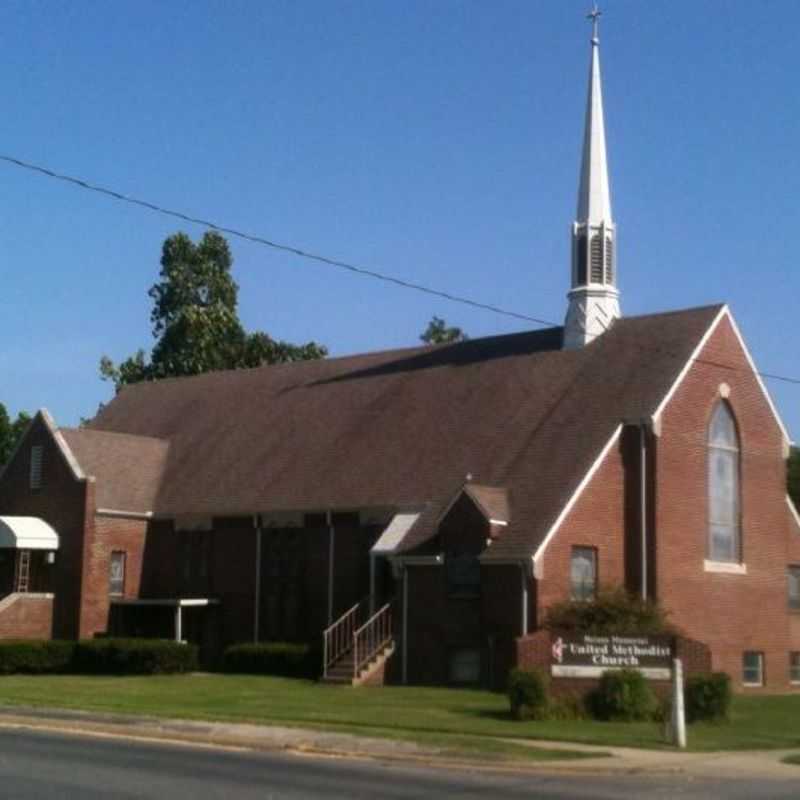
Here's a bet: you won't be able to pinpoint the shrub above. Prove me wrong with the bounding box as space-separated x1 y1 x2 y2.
588 669 658 721
684 672 732 723
0 640 76 674
72 638 198 675
222 642 317 678
544 586 675 636
508 668 550 721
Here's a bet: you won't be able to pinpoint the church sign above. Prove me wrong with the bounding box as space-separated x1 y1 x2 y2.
550 634 673 680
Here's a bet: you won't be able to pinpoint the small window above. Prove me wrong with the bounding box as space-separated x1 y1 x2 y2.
448 649 481 685
789 566 800 611
29 445 43 490
446 553 480 597
742 651 764 687
109 551 126 597
571 546 597 602
790 653 800 685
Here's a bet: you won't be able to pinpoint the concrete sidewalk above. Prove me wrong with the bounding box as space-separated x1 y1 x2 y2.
0 705 797 779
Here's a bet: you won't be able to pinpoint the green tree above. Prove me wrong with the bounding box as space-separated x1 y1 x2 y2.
0 404 31 466
420 316 467 345
100 232 326 388
789 446 800 506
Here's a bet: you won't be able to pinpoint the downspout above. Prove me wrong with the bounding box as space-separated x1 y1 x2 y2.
520 563 529 636
327 510 335 625
402 565 409 685
369 552 376 614
640 423 648 601
253 514 262 644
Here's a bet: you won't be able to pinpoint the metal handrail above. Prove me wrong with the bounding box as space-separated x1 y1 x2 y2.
322 601 360 678
352 602 393 680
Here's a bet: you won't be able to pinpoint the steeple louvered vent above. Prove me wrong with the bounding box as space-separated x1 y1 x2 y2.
590 234 603 283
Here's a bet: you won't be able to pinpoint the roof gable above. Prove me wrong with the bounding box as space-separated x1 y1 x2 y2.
86 304 724 559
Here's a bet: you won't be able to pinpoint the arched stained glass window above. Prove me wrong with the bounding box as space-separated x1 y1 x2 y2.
708 402 741 563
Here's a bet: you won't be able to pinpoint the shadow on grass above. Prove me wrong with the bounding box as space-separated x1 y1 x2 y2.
456 708 516 723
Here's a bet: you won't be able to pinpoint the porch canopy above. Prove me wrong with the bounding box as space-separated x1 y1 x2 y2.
0 517 59 550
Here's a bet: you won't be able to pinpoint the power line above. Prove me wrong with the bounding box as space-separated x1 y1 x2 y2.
0 153 552 327
1 152 798 389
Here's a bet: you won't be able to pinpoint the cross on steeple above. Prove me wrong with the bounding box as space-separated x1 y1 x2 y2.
587 4 601 44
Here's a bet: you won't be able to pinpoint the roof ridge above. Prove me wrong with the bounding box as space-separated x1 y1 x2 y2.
62 427 169 445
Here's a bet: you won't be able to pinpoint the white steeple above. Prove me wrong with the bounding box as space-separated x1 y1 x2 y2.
563 4 620 350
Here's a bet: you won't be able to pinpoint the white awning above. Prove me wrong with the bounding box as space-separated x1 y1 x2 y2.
371 512 420 555
0 517 59 550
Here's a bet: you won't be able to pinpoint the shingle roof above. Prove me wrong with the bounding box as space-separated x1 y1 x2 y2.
84 304 723 560
60 428 169 513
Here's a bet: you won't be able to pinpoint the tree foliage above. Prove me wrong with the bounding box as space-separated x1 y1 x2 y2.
0 404 31 466
789 447 800 507
420 316 467 345
100 232 327 388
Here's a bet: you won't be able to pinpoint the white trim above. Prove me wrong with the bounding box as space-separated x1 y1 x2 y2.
724 311 791 447
787 495 800 533
704 560 747 575
533 425 623 563
552 665 671 680
489 519 508 527
652 307 791 449
40 409 86 481
653 306 727 422
96 508 154 520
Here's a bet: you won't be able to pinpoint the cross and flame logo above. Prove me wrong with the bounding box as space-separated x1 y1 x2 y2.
551 636 565 664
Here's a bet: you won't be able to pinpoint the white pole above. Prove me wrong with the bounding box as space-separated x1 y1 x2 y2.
671 657 686 748
175 604 183 644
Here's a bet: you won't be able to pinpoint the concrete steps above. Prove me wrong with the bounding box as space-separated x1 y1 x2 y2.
321 641 395 687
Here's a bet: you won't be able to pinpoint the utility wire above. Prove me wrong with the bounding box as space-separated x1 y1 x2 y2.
0 154 551 327
0 152 798 389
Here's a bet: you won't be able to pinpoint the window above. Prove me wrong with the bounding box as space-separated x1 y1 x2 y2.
29 445 43 490
742 651 764 686
789 567 800 611
448 649 481 685
570 546 597 601
446 553 480 597
790 653 800 685
109 551 126 597
708 403 741 563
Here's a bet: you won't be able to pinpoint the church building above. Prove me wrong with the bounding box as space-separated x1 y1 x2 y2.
0 13 798 691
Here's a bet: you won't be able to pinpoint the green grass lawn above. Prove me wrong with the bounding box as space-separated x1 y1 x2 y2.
781 753 800 766
0 674 796 754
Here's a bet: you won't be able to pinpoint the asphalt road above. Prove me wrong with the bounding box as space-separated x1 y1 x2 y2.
0 728 797 799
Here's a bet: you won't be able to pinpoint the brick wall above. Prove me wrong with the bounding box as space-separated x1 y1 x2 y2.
0 594 54 639
78 515 148 639
655 314 794 690
535 435 628 623
0 415 88 640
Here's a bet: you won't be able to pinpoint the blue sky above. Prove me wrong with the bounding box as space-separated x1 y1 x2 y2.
0 0 797 439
